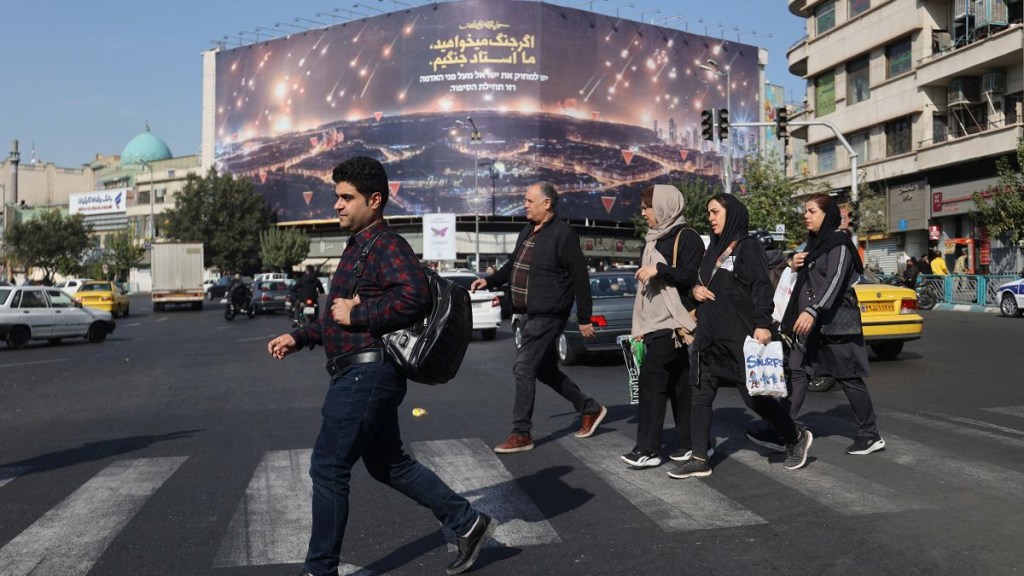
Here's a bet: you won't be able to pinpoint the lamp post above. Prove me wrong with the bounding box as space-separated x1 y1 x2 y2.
138 160 156 241
699 58 732 194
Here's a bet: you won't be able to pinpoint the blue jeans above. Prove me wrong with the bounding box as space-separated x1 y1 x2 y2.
304 361 477 576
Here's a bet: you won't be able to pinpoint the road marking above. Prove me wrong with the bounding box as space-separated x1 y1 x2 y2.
212 450 368 575
412 438 561 546
716 425 931 515
0 457 185 576
886 411 1024 448
557 431 766 531
119 322 142 327
0 359 68 369
0 467 31 490
156 317 169 322
984 405 1024 419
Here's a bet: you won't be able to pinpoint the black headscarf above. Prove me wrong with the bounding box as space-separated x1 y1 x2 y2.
781 197 863 328
698 194 750 285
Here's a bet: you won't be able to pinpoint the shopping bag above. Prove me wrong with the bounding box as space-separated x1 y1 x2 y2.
618 335 643 405
771 267 796 324
742 336 788 398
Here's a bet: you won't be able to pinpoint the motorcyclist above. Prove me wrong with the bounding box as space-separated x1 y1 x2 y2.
227 273 251 308
290 265 325 324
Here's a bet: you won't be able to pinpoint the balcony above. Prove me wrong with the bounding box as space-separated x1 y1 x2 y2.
803 2 919 78
788 35 808 77
917 123 1024 171
917 25 1024 87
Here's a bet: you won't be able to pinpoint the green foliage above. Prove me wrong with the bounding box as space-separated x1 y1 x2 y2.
260 226 309 273
631 177 715 238
107 229 146 281
858 184 888 235
3 209 92 282
737 155 805 247
972 138 1024 244
163 167 273 273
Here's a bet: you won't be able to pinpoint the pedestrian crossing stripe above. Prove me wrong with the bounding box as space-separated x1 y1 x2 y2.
0 467 30 491
983 405 1024 419
886 411 1024 449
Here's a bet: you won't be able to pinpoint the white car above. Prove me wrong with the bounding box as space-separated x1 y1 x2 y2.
0 285 116 349
54 278 92 297
997 274 1024 317
254 272 288 283
437 272 502 340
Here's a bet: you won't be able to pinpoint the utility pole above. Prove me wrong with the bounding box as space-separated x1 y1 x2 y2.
3 140 20 282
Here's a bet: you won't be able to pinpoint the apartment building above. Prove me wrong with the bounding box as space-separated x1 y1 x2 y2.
787 0 1024 273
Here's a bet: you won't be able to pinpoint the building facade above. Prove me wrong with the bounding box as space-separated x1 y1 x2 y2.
787 0 1024 274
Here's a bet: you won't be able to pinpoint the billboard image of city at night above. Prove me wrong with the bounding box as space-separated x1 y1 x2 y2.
211 0 761 224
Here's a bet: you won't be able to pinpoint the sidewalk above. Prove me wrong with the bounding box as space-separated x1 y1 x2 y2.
933 302 1001 314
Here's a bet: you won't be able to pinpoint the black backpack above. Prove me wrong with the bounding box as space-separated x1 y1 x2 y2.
353 232 472 385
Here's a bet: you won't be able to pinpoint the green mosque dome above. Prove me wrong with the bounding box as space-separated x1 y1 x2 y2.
121 124 173 165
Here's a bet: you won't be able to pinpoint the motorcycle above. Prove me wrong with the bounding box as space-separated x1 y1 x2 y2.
291 296 320 349
916 282 939 310
224 287 256 321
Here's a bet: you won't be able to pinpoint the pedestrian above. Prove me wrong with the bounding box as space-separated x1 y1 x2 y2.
930 250 950 275
919 253 930 275
293 264 326 302
903 257 920 288
620 185 705 468
954 249 968 274
267 157 495 576
470 181 606 454
670 194 812 479
755 193 884 456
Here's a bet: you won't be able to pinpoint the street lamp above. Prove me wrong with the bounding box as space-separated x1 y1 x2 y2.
295 16 328 28
137 161 156 240
378 0 412 9
699 58 732 194
353 2 385 14
457 118 483 271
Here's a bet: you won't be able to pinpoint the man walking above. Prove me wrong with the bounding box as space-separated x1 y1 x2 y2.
471 182 606 454
267 157 494 576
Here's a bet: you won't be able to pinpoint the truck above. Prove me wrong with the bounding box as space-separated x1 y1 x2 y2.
151 242 205 311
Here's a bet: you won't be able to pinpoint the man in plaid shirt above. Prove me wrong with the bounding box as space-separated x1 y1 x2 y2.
267 157 495 576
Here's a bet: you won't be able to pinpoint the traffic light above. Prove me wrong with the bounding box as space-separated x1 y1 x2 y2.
776 106 789 139
700 109 713 141
717 108 730 140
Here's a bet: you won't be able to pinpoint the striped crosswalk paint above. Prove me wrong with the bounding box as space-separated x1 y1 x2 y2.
0 457 185 576
212 450 369 575
0 467 30 491
984 405 1024 419
886 411 1024 448
557 431 766 531
411 438 561 547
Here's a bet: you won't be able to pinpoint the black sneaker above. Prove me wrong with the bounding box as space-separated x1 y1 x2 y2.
446 513 496 575
667 457 712 479
784 429 813 470
621 449 662 468
745 427 786 453
846 436 886 455
669 447 716 462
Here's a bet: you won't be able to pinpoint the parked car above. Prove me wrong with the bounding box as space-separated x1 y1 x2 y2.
54 278 92 297
996 273 1024 318
438 271 502 340
251 280 293 314
254 272 288 283
512 271 637 365
0 285 115 349
74 280 130 318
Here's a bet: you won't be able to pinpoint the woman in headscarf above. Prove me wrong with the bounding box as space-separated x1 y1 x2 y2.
621 185 705 468
775 193 884 456
668 194 812 479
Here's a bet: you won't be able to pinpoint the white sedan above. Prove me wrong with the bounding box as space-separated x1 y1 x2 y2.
997 275 1024 317
437 272 502 340
0 285 116 349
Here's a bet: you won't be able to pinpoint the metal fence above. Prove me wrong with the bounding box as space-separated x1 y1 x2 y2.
919 274 1019 306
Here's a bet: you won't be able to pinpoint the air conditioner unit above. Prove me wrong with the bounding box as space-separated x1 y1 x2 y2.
974 0 1009 27
954 0 972 18
948 77 981 105
982 71 1006 93
933 30 953 51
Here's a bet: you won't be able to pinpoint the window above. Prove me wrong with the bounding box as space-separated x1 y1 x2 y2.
846 56 870 104
850 131 870 163
815 1 836 34
886 37 912 78
156 188 167 204
1006 93 1023 125
932 114 949 143
815 71 836 116
817 142 836 173
18 290 47 309
46 290 73 308
850 0 870 18
885 117 912 156
139 190 151 205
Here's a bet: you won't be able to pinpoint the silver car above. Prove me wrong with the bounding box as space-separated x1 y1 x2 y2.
0 286 116 349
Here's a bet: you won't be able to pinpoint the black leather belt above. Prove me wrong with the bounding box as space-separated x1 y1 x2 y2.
325 349 388 376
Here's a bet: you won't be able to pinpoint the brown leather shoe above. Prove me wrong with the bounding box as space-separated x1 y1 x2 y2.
493 434 534 453
574 405 607 438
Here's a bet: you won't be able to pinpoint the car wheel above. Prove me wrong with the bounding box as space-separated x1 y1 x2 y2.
809 376 835 392
870 341 904 360
481 328 497 341
123 304 129 317
6 326 30 349
557 333 579 365
47 338 63 345
1000 293 1022 318
513 321 524 349
87 322 108 343
111 306 120 319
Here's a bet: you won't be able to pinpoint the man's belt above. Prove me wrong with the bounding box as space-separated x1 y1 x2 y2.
325 349 388 376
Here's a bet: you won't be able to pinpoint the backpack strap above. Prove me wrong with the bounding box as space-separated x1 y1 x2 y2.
671 227 684 267
350 230 387 296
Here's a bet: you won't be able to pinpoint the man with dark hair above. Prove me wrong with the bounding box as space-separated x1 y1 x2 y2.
471 181 605 454
268 156 494 576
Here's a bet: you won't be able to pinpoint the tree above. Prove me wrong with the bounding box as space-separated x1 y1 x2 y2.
163 167 273 273
3 209 92 282
260 226 309 274
738 155 806 248
107 229 146 281
972 138 1024 244
631 177 715 238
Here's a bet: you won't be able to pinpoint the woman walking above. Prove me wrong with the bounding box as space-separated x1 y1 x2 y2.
670 194 812 479
621 185 705 468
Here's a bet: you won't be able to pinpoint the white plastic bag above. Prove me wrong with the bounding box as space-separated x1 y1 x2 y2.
772 267 797 324
742 336 788 398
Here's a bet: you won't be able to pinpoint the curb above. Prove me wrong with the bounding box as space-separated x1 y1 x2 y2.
932 303 1000 314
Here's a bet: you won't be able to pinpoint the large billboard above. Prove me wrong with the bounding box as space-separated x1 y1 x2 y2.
212 0 760 224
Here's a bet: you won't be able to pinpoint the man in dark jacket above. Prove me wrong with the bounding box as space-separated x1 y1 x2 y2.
471 181 606 454
293 265 326 302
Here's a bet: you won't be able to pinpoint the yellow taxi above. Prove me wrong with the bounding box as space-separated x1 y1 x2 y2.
855 269 924 360
74 280 130 318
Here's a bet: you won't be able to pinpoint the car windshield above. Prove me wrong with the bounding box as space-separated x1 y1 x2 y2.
857 269 883 284
0 288 11 304
590 275 637 298
80 283 111 292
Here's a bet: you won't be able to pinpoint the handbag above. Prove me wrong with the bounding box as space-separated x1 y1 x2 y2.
818 286 863 337
670 229 699 346
742 336 788 398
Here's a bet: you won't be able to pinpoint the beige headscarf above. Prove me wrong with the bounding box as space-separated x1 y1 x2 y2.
632 185 697 342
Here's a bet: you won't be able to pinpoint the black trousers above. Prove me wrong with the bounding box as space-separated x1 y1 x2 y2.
633 331 691 454
785 343 879 438
690 350 799 459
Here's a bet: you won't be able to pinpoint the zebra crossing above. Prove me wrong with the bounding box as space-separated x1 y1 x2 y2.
3 406 1024 575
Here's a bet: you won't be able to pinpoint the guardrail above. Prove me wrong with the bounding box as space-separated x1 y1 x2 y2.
918 274 1019 307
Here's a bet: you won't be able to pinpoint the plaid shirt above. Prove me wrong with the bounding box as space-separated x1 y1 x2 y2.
290 219 429 358
509 230 538 310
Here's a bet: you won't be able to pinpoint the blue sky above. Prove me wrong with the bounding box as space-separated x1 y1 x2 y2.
0 0 806 168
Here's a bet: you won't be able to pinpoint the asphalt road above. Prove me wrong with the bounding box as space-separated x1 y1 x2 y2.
1 295 1023 576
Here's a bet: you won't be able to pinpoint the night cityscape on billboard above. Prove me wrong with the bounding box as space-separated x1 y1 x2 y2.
213 0 760 224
